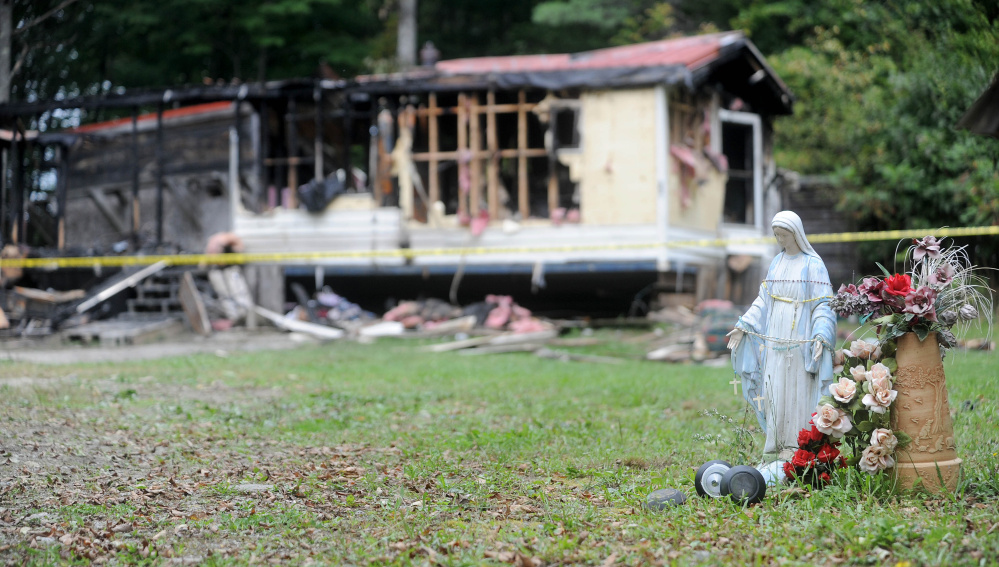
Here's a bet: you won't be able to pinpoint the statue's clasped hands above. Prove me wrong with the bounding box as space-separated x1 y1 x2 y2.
727 328 825 362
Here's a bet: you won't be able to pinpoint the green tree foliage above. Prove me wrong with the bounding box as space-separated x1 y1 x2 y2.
6 0 381 102
532 0 631 30
531 1 686 47
6 0 106 103
735 0 999 267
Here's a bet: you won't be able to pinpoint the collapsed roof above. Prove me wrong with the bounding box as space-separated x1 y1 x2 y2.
356 31 793 115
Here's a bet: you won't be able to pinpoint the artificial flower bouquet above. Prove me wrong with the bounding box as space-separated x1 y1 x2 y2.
787 236 991 483
829 236 991 349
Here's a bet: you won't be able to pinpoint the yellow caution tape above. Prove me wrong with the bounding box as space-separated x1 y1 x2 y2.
2 225 997 270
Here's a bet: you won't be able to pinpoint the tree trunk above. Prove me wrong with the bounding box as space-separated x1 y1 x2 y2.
397 0 417 70
0 0 12 104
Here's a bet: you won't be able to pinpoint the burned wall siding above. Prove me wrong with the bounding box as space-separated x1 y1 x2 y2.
62 103 254 251
667 91 726 231
65 174 231 252
576 88 657 225
66 105 251 191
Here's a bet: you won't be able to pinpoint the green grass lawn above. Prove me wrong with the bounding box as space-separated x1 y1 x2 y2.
1 331 998 565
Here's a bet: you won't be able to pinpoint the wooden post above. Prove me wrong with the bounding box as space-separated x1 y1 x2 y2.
428 92 439 206
546 98 559 218
517 90 528 219
375 107 393 204
9 128 21 243
287 98 299 208
343 103 354 191
469 93 481 217
56 145 69 250
131 107 140 247
486 90 499 220
457 92 468 219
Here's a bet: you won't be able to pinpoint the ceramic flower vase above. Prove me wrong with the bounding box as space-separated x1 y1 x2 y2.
890 332 962 492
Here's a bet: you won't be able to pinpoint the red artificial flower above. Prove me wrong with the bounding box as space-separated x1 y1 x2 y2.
816 443 841 464
797 428 813 447
820 472 832 484
838 456 847 468
783 461 797 479
883 273 912 297
808 425 825 444
791 449 816 469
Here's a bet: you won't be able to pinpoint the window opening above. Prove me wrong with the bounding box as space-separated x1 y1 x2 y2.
721 120 754 225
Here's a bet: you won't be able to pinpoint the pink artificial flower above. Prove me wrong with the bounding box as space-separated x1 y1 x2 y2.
913 236 942 261
829 377 858 404
832 348 846 374
813 404 853 438
858 277 884 303
858 444 896 474
868 362 892 383
903 286 938 322
838 283 859 295
850 364 868 382
929 263 955 286
869 428 899 453
849 340 877 360
862 375 898 414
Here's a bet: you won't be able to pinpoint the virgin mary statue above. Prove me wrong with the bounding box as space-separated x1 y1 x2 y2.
729 211 837 459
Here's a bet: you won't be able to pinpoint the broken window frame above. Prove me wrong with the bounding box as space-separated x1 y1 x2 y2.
367 89 578 225
718 108 763 229
549 100 582 152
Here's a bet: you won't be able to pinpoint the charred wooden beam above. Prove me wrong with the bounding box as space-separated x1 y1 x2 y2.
428 92 439 205
469 94 481 217
87 188 128 236
10 128 23 243
517 90 529 220
155 102 165 245
486 90 499 220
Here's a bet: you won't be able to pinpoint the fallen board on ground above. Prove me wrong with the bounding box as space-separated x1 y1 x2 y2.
62 317 183 346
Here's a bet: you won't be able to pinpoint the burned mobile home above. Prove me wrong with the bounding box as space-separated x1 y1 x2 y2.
0 31 796 313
